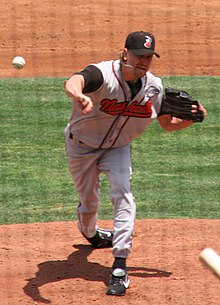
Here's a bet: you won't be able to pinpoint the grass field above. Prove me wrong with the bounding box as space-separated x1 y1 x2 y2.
0 76 219 224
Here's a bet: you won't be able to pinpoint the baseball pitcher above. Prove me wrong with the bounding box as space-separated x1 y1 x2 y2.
64 31 207 296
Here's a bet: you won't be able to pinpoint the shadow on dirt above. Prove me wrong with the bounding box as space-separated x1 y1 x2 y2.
23 244 172 303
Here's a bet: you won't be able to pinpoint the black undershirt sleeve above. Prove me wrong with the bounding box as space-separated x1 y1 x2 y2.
75 65 104 93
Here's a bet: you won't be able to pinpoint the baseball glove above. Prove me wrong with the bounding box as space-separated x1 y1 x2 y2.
159 87 204 122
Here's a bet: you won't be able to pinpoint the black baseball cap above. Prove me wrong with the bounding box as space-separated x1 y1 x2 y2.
125 31 160 58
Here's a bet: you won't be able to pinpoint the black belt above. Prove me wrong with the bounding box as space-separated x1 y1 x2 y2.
69 133 84 144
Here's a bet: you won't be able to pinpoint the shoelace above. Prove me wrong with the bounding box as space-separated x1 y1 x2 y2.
109 275 125 285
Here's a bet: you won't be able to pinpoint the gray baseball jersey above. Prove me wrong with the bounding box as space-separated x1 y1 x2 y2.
67 59 163 148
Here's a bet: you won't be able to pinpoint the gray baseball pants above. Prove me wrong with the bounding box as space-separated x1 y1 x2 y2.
65 131 136 258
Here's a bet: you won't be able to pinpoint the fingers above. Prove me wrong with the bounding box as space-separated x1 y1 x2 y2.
77 95 93 114
191 104 197 113
81 101 93 114
191 103 207 118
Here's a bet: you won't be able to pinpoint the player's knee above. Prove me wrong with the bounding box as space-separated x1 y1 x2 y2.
110 185 134 208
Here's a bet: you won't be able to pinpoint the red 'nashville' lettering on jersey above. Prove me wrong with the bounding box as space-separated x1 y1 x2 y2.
100 99 152 118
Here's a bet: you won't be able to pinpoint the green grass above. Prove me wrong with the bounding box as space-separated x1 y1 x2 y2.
0 76 219 224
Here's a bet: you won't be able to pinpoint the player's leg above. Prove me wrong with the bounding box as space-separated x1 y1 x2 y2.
98 144 135 295
66 132 100 238
65 132 113 248
99 144 135 256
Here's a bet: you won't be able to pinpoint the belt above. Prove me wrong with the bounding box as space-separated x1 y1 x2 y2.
69 133 84 144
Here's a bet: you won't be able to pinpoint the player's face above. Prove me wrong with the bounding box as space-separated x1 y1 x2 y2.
127 50 153 78
121 49 154 81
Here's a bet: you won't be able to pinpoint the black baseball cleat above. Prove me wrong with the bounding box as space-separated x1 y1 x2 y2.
106 268 130 296
82 227 113 249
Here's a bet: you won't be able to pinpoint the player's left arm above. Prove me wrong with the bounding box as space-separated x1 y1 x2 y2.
157 103 207 132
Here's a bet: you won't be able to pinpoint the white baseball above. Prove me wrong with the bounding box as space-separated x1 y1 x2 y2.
12 56 26 69
199 247 220 278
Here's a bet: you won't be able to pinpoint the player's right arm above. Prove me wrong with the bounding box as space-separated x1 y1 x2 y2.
64 65 104 115
64 74 93 114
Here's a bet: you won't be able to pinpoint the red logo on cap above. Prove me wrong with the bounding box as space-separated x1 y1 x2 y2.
144 36 152 48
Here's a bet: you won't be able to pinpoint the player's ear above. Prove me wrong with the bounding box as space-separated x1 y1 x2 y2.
121 48 127 62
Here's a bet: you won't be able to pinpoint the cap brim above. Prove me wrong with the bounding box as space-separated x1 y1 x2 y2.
130 49 160 58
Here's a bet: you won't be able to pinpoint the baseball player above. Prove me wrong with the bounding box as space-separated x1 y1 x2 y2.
64 31 207 296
